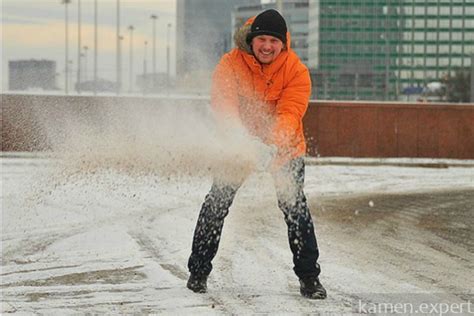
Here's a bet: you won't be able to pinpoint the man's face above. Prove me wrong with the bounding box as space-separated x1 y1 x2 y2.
251 35 284 64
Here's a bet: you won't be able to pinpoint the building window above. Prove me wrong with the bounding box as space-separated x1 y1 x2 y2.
414 7 425 15
426 71 437 79
427 45 437 53
427 20 437 28
427 32 437 40
414 45 424 53
440 7 450 15
403 57 412 65
426 58 437 66
439 46 450 53
440 19 450 28
452 59 462 66
452 20 463 28
414 19 425 28
427 7 437 15
401 70 411 79
414 71 425 80
439 32 450 40
453 7 463 15
451 45 463 53
414 32 424 40
452 33 462 40
439 58 450 66
414 58 425 66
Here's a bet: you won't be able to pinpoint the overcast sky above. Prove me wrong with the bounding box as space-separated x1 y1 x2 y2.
1 0 177 91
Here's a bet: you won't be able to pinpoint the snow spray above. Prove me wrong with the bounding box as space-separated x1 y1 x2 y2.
30 96 273 185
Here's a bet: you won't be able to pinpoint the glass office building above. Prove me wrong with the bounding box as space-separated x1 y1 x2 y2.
308 0 474 100
9 60 57 91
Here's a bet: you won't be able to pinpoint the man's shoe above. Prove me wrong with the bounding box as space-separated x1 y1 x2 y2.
299 277 327 299
187 274 208 293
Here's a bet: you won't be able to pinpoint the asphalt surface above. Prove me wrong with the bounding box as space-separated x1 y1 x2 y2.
2 157 473 314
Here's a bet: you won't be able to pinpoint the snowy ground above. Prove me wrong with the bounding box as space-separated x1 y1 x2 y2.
1 155 473 314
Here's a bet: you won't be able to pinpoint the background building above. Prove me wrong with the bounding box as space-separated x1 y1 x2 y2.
136 73 170 94
176 0 259 82
9 59 57 91
233 0 309 64
308 0 474 101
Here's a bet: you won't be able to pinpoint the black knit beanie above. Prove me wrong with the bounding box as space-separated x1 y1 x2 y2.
246 9 287 45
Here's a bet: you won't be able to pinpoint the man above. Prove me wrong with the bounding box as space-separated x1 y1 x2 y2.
187 9 326 299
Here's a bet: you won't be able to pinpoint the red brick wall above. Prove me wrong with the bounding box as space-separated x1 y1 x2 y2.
304 101 474 159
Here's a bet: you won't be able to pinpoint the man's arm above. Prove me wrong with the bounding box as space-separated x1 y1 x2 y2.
272 66 311 158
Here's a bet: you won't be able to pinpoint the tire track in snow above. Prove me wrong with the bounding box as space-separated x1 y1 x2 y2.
128 229 233 314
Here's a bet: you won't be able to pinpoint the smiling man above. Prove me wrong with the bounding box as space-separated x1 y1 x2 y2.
186 9 326 299
252 34 284 64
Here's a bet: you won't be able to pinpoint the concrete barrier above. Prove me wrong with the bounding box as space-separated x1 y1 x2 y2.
1 94 209 152
2 94 473 158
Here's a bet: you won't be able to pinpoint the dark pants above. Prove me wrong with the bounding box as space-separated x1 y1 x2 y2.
187 158 321 279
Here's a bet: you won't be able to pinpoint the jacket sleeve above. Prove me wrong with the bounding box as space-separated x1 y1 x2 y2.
272 65 311 157
210 54 241 124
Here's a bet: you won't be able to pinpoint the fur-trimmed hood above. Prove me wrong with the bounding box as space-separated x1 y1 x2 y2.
233 16 291 54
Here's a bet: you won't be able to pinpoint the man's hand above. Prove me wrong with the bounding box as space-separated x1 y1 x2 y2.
254 142 277 172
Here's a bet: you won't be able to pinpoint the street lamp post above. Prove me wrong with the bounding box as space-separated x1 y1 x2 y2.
80 52 85 82
118 35 124 93
83 45 89 82
77 0 82 93
143 41 148 95
94 0 98 95
167 23 171 95
128 25 134 93
68 60 74 90
150 14 158 91
61 0 71 95
116 0 121 95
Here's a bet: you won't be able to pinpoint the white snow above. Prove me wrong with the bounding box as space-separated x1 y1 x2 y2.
1 155 473 314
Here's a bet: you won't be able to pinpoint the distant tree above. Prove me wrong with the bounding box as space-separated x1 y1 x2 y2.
441 68 471 103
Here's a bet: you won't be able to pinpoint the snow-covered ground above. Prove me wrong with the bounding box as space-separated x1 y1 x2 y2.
1 155 473 314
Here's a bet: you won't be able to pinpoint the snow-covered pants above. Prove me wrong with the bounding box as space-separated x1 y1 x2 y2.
187 158 321 279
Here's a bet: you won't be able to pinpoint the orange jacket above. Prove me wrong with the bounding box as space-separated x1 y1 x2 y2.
211 17 311 164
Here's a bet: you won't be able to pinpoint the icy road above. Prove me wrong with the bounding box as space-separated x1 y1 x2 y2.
1 156 473 314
